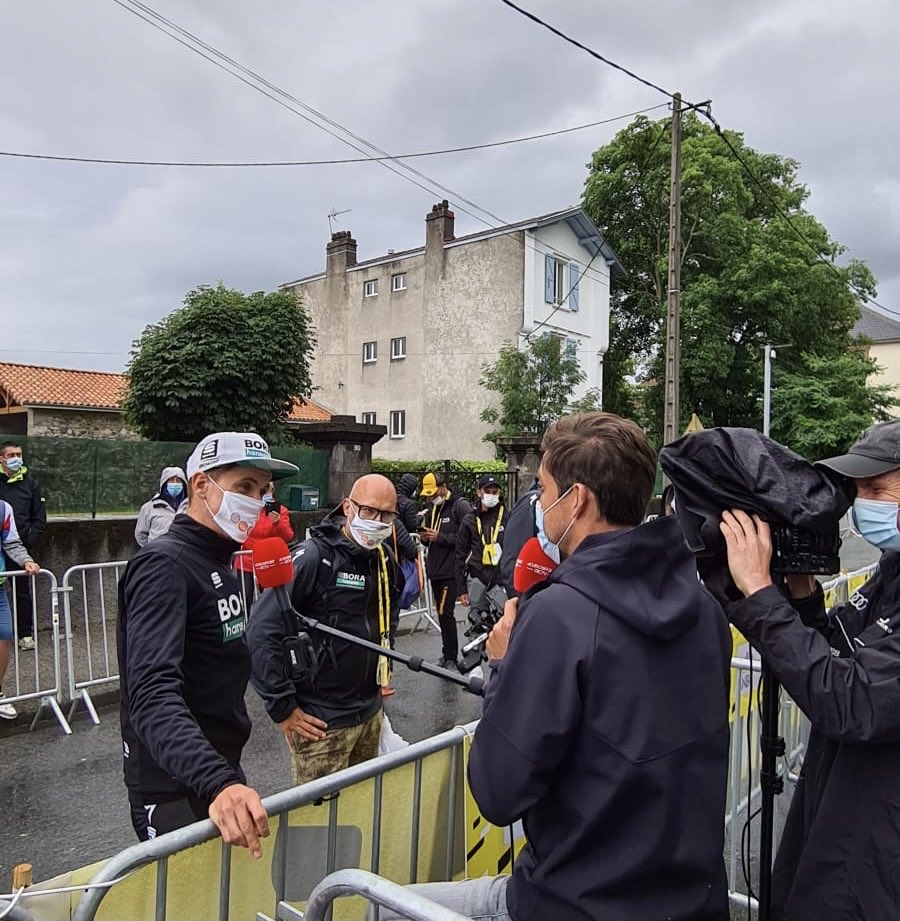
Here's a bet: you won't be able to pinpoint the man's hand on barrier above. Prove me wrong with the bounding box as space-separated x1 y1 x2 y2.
720 510 774 598
24 561 39 575
209 783 269 859
278 706 327 742
486 598 518 661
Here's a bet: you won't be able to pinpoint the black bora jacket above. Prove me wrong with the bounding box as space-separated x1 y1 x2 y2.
0 466 47 550
247 510 401 730
730 552 900 921
468 516 731 921
454 502 506 596
117 516 251 805
422 492 471 583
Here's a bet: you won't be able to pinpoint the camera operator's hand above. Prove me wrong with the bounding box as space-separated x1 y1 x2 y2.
486 598 518 661
278 706 327 742
720 510 774 598
458 593 470 607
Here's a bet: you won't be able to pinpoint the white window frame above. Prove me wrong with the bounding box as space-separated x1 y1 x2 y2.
392 273 407 292
390 336 407 361
551 257 567 307
362 341 378 364
390 409 406 439
364 279 378 298
362 412 377 425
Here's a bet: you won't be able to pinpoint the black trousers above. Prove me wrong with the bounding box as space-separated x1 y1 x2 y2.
4 553 33 638
129 794 209 841
430 578 459 660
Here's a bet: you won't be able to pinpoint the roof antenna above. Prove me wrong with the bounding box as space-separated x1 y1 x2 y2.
328 208 351 235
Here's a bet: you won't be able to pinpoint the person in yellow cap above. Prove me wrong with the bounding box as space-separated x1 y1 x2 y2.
419 472 471 669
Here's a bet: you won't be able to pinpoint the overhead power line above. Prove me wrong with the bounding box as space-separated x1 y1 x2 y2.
0 103 667 168
497 0 898 318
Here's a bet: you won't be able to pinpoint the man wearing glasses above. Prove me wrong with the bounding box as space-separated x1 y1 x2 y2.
248 474 402 784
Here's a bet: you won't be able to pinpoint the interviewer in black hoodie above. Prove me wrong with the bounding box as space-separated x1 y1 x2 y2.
382 412 732 921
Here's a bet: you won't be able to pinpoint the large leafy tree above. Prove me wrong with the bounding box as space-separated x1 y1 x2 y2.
771 349 896 459
123 283 315 441
480 335 585 443
582 114 880 452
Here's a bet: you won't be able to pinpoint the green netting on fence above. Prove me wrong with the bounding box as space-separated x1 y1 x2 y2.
13 436 329 517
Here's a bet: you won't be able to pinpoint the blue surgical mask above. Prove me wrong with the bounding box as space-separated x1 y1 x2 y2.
165 482 184 499
5 457 23 473
852 498 900 551
535 487 575 564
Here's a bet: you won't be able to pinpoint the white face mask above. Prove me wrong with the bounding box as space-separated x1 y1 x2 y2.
348 514 393 550
432 495 446 506
481 493 501 509
206 476 265 543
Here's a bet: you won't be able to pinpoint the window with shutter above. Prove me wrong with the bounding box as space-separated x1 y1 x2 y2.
569 263 580 311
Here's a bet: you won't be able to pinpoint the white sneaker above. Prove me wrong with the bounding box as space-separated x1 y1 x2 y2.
17 636 35 651
0 694 17 720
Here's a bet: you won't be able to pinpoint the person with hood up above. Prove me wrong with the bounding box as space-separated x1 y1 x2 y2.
381 412 731 921
248 474 402 784
395 472 420 536
719 418 900 921
135 466 188 546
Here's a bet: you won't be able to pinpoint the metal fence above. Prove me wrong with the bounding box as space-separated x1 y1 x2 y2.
2 569 70 734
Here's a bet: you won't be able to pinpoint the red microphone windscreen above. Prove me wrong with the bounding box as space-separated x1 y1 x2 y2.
513 537 557 594
252 536 294 589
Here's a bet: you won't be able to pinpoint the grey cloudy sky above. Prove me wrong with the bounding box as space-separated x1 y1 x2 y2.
2 0 898 373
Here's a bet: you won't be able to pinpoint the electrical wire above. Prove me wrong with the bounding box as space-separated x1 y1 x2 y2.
496 0 676 100
0 104 667 168
108 0 505 228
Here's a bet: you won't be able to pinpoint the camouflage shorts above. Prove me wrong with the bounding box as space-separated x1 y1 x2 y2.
288 708 384 786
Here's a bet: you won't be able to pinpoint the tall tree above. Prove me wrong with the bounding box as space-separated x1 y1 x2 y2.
582 114 878 447
123 283 315 441
479 335 585 443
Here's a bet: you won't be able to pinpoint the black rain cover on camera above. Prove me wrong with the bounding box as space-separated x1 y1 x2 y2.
659 427 853 558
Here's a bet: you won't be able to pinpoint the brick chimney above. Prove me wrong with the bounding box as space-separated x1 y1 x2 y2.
326 230 357 276
425 200 455 257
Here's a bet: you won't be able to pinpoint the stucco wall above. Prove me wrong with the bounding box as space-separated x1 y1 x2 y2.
869 342 900 417
28 408 140 440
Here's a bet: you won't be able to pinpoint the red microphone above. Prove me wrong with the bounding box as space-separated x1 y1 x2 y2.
252 536 294 590
513 537 557 594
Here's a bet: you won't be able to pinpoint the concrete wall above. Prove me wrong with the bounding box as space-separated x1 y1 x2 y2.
28 408 140 440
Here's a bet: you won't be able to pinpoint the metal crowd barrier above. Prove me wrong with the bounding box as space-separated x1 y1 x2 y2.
2 569 70 734
60 561 128 726
300 869 472 921
70 721 478 921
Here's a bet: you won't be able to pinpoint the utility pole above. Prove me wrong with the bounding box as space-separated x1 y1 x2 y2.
762 345 774 436
663 92 683 444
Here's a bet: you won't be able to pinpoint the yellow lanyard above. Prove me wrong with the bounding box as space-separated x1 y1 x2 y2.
475 506 504 547
375 544 392 687
428 493 452 531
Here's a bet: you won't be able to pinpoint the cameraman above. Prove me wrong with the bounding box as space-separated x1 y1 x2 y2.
720 419 900 921
382 413 732 921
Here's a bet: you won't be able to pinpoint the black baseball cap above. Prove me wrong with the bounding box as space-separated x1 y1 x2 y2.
477 474 500 489
817 420 900 479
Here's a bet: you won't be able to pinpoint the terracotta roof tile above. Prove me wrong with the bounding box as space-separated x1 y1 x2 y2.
288 397 332 422
0 362 126 410
0 362 333 423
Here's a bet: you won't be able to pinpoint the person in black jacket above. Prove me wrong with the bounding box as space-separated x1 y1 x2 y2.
418 471 471 669
247 474 401 784
497 486 539 597
395 472 420 535
0 442 47 650
455 474 506 609
719 418 900 921
382 413 731 921
117 431 298 854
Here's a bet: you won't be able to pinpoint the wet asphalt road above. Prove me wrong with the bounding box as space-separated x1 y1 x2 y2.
0 611 482 886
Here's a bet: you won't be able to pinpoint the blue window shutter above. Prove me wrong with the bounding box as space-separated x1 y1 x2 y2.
565 337 577 360
545 254 555 304
569 262 580 311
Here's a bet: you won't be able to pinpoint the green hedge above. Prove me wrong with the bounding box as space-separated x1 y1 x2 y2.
371 459 507 475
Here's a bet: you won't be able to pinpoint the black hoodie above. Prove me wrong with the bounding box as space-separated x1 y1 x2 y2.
468 516 731 921
248 509 401 730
